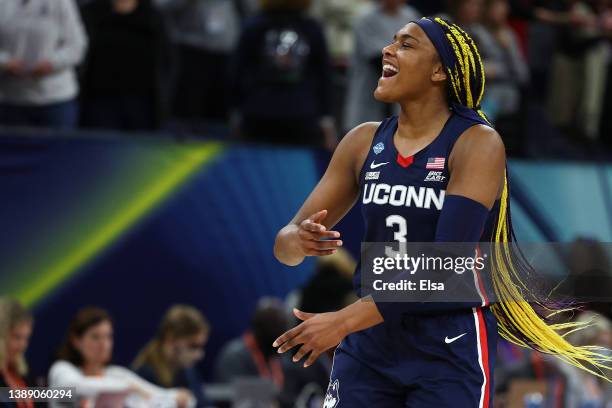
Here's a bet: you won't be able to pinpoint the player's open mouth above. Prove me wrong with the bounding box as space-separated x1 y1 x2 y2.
382 64 399 78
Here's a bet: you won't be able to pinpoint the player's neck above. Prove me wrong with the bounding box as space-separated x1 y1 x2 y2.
396 93 450 140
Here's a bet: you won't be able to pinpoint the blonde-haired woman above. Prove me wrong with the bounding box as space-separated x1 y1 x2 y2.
133 305 210 407
0 298 34 408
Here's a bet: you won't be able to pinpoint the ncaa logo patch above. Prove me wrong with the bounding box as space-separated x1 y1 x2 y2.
373 142 384 155
324 379 340 408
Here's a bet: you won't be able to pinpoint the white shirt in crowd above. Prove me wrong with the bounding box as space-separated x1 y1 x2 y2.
0 0 87 105
153 0 243 53
48 360 194 408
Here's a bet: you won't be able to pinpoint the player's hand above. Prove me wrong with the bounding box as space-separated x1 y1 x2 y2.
296 210 343 257
273 308 348 368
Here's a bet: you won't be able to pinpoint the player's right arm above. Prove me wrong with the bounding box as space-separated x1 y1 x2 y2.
274 122 379 266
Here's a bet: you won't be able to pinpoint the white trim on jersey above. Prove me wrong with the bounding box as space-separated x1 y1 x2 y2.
471 246 488 307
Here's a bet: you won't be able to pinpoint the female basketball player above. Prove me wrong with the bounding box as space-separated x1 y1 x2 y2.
273 17 611 407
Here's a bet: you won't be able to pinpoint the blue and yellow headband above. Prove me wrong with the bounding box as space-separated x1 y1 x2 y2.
412 17 490 126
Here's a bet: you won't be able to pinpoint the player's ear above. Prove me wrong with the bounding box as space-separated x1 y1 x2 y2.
431 61 447 83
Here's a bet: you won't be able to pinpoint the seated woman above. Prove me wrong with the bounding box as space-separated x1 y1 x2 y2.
0 298 35 408
48 307 193 408
133 305 210 408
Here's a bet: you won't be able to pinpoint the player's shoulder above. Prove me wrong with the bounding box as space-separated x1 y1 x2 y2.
455 124 505 157
329 121 381 177
336 121 381 157
450 124 506 171
346 121 381 142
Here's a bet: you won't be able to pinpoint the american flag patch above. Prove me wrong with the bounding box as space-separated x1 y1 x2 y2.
426 157 445 169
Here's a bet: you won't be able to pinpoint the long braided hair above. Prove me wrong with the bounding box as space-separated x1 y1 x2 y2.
420 17 612 381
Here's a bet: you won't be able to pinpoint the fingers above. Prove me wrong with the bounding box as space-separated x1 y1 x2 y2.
304 350 322 368
297 227 340 241
298 211 342 258
272 324 303 349
301 209 334 234
272 313 324 368
309 209 328 223
302 247 341 257
297 224 342 257
277 335 302 354
292 344 313 363
301 218 328 233
304 248 338 256
293 308 315 321
284 340 322 368
302 239 343 251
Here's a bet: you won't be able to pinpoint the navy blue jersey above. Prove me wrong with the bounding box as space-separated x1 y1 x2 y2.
332 113 500 406
353 112 499 295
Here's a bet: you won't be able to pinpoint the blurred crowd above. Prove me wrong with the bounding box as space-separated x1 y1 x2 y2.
0 0 611 158
1 247 611 407
0 250 359 408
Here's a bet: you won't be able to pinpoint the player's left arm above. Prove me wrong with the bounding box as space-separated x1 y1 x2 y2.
445 124 506 208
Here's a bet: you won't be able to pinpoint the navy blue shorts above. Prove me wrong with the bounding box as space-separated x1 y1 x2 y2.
323 307 497 408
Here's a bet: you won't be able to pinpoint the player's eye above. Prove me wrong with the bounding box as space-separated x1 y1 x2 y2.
401 42 413 49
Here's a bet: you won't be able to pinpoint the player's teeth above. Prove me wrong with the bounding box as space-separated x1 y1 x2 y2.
383 64 398 73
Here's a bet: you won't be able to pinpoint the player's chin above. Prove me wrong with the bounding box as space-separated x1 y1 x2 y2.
373 86 397 103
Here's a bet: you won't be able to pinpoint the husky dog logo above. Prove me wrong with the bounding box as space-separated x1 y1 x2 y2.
373 142 385 155
323 379 340 408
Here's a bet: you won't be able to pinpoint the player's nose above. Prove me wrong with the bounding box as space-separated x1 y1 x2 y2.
382 42 396 57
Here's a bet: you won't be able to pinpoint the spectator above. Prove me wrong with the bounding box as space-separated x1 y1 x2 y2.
242 0 261 16
229 0 337 149
479 0 529 122
0 0 87 130
79 0 171 131
538 0 608 141
214 298 289 388
600 0 612 148
410 0 446 16
444 0 490 53
564 238 612 320
154 0 244 124
447 0 485 30
133 305 210 408
0 298 35 408
343 0 420 131
309 0 368 131
292 248 356 315
546 311 612 407
309 0 369 64
48 307 193 408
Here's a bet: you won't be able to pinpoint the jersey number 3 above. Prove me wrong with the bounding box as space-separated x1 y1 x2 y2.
385 215 407 257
